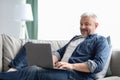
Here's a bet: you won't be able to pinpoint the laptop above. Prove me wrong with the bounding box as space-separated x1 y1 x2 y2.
25 42 54 69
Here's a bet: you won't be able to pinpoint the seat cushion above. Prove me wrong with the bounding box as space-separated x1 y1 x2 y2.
97 76 120 80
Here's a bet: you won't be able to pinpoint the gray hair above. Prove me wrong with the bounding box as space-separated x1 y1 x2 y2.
81 12 98 22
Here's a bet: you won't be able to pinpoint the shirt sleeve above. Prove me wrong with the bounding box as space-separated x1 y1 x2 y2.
52 51 61 60
90 37 110 73
84 60 97 73
85 37 110 73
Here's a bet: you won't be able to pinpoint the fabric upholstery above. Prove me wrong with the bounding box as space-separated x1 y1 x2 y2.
0 35 2 72
105 67 112 77
28 40 68 51
105 36 112 77
110 50 120 77
1 34 68 72
2 34 25 71
97 76 120 80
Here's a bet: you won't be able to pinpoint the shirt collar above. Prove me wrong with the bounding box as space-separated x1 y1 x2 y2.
86 34 97 39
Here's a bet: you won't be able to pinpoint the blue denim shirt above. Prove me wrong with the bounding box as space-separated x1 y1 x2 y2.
54 34 110 79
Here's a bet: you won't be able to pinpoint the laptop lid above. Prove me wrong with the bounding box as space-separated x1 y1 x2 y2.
25 42 53 69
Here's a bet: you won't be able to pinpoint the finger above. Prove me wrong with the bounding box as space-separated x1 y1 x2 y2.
55 62 63 68
59 65 68 69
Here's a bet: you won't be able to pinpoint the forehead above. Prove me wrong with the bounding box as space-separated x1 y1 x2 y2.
80 16 95 23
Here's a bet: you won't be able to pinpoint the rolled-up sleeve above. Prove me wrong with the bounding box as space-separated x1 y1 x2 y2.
84 60 97 73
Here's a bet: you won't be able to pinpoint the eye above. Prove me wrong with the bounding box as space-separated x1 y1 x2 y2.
85 23 90 26
80 23 83 26
85 23 89 26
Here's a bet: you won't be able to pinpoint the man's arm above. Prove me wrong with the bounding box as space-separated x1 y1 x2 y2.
55 61 91 72
52 55 59 66
72 63 90 72
72 37 110 73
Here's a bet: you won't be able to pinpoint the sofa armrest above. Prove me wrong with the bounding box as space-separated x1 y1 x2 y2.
110 50 120 77
0 34 2 72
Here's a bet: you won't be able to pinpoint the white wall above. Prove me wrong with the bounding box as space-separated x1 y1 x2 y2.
38 0 120 49
0 0 26 38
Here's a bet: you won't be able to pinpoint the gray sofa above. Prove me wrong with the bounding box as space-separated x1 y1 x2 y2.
0 34 120 80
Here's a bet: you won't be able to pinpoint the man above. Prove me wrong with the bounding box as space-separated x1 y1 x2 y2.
0 12 110 80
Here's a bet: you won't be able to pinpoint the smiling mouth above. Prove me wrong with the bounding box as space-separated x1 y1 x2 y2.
81 29 87 33
81 30 88 35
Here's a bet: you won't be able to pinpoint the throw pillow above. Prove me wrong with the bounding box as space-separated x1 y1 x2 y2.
2 34 25 71
105 67 112 77
105 36 112 77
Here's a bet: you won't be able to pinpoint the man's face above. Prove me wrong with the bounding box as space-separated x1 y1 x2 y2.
80 16 98 37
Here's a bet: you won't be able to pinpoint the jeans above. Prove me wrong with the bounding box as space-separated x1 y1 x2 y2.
0 42 86 80
0 65 84 80
8 44 28 70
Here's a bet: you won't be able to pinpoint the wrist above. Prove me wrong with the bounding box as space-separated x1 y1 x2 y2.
72 64 75 70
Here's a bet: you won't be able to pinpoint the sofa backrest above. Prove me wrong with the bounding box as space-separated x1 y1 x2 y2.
27 39 68 51
0 34 68 72
0 34 2 72
110 50 120 77
1 34 120 78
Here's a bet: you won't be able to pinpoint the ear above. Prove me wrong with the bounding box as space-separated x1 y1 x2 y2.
95 22 99 29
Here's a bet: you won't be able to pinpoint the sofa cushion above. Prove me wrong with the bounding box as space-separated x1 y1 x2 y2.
105 67 112 77
97 76 120 80
2 34 25 71
105 36 112 77
0 35 2 72
28 40 68 51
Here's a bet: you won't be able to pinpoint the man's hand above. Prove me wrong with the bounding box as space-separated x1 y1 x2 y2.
55 61 91 72
52 55 90 72
55 62 73 70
